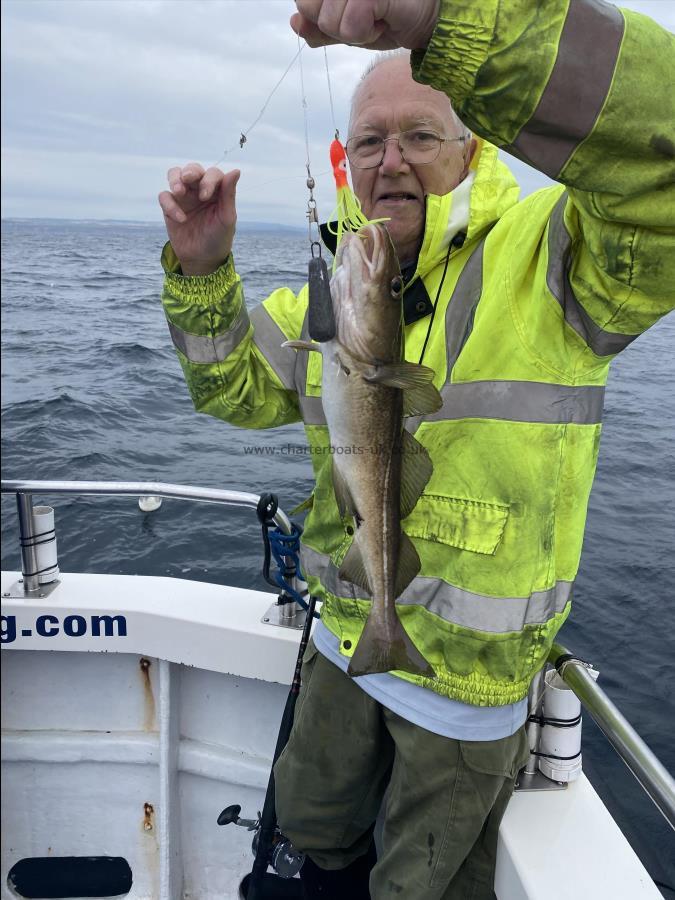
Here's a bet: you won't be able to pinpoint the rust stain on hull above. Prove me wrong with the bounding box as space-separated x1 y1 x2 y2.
142 802 155 832
139 657 156 731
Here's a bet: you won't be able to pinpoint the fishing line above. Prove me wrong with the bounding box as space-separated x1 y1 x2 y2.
213 41 307 166
299 34 311 170
323 47 337 138
297 32 321 251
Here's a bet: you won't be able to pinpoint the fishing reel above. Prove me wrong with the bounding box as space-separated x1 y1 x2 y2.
218 804 305 879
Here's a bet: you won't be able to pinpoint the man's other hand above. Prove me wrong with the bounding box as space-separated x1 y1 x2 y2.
158 165 240 276
291 0 440 51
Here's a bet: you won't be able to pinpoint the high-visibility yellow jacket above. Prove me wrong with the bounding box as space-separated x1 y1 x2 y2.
162 0 674 706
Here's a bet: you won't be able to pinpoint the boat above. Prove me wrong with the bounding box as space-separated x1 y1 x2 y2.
1 478 674 900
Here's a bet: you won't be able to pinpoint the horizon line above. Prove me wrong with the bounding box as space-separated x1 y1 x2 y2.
1 215 305 230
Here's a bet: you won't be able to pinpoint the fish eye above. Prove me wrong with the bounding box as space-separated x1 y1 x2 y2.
390 276 403 299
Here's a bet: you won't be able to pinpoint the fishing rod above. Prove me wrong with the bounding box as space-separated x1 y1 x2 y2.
218 599 315 899
218 494 313 899
245 594 317 899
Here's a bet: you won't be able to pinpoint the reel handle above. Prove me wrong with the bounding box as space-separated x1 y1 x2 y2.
217 804 242 826
217 804 259 830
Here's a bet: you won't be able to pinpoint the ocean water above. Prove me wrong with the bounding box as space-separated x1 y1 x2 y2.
1 218 674 893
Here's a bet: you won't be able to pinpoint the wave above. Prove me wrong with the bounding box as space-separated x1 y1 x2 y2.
98 341 170 362
1 392 94 417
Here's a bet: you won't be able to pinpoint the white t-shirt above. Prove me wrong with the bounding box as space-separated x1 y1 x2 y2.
312 620 528 740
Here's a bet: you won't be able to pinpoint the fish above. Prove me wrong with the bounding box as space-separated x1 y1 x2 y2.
284 223 442 678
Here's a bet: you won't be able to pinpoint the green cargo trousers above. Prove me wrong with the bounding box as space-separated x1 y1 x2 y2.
274 640 530 900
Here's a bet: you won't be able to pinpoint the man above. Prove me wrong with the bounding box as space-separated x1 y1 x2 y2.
159 2 674 897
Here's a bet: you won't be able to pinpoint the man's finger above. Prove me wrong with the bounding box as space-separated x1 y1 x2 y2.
198 167 225 202
339 1 387 46
181 162 206 185
314 0 348 40
217 169 241 214
167 166 186 196
316 0 383 46
290 12 339 47
158 190 187 223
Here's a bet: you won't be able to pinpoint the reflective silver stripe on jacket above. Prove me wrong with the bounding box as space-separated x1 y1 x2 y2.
547 195 639 356
408 380 605 430
444 237 486 374
300 545 572 632
504 0 625 177
299 396 326 426
303 380 604 430
294 312 311 395
167 305 250 364
249 305 297 390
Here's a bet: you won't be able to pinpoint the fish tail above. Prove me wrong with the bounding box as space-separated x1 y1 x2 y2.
347 609 434 678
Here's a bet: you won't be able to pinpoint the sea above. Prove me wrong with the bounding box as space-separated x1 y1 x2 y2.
1 218 674 894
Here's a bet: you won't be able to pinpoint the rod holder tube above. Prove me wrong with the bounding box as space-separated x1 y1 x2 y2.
549 642 675 830
538 669 583 782
524 667 545 776
31 506 60 584
16 493 40 593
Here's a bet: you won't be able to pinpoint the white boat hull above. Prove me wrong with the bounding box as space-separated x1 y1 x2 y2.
1 572 661 899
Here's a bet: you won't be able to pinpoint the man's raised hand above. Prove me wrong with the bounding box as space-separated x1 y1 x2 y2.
291 0 440 51
158 165 240 276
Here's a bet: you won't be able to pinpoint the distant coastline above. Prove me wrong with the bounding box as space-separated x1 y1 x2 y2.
1 217 305 233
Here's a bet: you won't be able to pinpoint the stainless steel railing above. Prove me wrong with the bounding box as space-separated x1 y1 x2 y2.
548 642 675 830
1 479 294 594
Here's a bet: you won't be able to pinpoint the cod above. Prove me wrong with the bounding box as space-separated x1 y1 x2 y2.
286 223 442 678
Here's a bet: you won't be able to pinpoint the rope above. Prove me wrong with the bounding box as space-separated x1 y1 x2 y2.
268 526 312 609
256 493 318 616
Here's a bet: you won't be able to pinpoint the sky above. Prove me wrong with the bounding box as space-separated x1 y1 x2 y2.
1 0 673 226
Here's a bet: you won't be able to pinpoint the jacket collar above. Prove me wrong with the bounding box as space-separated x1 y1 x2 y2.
319 141 520 324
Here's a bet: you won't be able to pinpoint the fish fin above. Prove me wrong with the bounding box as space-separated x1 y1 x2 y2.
399 430 433 520
347 607 434 678
395 530 421 597
338 538 371 594
363 361 436 389
281 340 322 353
402 381 443 417
331 460 358 518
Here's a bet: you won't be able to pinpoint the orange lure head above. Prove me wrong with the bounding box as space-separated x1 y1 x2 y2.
330 138 349 190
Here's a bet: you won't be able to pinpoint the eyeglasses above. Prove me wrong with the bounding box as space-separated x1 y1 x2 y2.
345 130 468 169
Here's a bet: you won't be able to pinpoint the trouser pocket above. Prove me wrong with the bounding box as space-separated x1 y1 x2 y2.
459 725 530 780
429 726 528 891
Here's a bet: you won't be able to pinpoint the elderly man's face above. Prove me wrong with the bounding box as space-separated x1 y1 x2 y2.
349 57 473 265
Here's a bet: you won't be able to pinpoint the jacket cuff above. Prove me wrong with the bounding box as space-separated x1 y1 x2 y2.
160 241 237 304
411 0 497 109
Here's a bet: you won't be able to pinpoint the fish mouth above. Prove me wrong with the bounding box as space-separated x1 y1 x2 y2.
354 224 383 277
338 224 382 278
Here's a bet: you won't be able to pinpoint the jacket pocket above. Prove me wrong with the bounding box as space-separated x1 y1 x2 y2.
460 726 529 780
404 494 509 555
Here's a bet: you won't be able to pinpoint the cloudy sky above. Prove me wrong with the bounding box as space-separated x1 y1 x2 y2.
2 0 673 225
